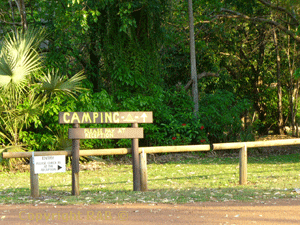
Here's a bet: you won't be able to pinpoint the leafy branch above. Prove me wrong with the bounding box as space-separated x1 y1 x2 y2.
215 8 300 43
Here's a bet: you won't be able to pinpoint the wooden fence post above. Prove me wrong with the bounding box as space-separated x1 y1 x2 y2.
30 154 39 198
140 149 148 191
132 123 141 191
239 144 247 185
72 123 80 196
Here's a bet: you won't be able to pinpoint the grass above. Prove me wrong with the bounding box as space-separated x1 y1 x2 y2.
0 153 300 205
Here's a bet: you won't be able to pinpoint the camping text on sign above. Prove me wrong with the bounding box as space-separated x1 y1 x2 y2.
59 111 153 194
34 155 66 174
68 128 144 139
59 112 153 124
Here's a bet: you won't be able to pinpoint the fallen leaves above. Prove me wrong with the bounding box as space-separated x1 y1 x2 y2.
293 188 300 194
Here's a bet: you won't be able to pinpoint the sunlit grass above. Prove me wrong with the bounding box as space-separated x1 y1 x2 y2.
0 153 300 205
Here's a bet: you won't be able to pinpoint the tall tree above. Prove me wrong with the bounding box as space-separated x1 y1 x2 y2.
272 28 284 134
209 0 300 134
188 0 199 115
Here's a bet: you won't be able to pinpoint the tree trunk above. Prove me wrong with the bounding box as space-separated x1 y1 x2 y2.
188 0 199 116
291 84 298 136
287 24 298 137
254 26 268 135
8 0 17 33
273 28 284 134
15 0 28 31
294 81 299 137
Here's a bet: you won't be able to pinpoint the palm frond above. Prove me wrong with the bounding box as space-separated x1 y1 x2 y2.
0 113 18 145
0 28 45 90
0 131 12 145
0 28 47 147
41 69 86 97
0 54 14 86
58 70 86 94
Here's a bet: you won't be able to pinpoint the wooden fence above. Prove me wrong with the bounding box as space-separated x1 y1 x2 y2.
3 138 300 196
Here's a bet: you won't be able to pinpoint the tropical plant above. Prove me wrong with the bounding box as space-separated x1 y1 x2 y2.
0 28 85 166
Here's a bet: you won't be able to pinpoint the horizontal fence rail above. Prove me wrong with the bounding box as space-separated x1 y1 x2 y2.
2 138 300 197
2 145 211 158
3 138 300 159
213 138 300 150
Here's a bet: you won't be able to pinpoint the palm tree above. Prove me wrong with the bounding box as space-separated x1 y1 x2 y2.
0 28 85 164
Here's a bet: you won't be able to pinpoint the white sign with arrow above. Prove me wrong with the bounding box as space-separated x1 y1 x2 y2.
34 155 66 174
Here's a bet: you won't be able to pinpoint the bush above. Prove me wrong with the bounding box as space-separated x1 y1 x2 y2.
198 90 253 143
21 85 208 150
144 87 208 146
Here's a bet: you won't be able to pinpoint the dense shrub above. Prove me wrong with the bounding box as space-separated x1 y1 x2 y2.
199 90 253 143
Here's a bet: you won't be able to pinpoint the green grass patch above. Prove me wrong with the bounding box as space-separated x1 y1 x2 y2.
1 153 300 205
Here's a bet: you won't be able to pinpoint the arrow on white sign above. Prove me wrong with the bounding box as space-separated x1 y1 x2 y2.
34 155 66 174
141 113 147 122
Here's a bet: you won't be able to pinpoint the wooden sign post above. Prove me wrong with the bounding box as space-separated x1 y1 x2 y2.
59 111 153 194
132 123 140 191
72 123 80 196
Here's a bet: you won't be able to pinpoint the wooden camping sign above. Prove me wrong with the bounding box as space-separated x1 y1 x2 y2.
59 111 153 195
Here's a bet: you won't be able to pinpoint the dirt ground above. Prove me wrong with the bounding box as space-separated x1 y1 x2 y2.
1 198 300 225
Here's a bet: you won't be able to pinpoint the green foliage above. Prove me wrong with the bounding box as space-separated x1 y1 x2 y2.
41 69 86 98
199 90 252 143
160 117 207 146
38 0 168 94
0 28 46 146
2 0 300 154
19 131 57 152
76 89 113 112
145 87 208 146
223 0 261 14
294 68 300 79
0 28 85 158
